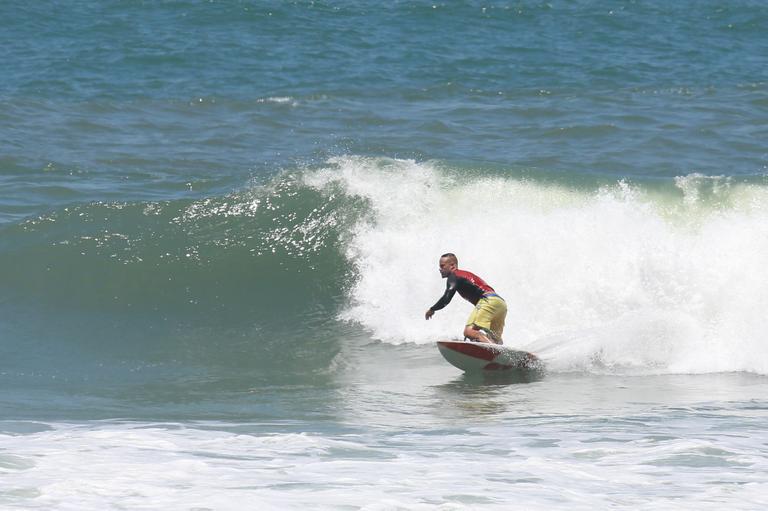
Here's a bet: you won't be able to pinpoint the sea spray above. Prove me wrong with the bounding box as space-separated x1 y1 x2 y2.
306 157 768 375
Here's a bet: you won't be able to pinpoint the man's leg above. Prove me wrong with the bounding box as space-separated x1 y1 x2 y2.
464 297 506 344
463 324 494 344
489 297 507 344
465 304 490 343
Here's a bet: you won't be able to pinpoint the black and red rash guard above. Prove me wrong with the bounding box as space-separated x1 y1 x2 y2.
430 269 495 311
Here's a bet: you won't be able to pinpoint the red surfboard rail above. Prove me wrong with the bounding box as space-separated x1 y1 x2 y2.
437 340 541 372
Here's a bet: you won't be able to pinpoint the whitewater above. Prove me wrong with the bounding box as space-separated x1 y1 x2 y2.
305 157 768 375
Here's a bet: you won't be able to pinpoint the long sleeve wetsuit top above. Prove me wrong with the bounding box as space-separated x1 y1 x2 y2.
430 269 495 311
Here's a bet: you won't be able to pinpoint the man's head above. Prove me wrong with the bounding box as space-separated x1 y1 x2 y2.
438 253 458 278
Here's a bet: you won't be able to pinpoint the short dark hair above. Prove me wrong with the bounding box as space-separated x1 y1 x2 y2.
440 253 458 265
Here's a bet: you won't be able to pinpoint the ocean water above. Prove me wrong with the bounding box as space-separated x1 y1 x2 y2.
2 1 768 509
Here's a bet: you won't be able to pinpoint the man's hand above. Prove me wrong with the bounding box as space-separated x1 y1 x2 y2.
425 309 435 320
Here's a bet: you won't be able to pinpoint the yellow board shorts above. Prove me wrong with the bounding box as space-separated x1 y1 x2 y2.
466 295 507 341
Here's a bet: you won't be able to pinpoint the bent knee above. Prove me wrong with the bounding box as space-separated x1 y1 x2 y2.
463 325 478 336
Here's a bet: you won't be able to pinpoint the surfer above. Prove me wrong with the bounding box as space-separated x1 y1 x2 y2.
424 253 507 344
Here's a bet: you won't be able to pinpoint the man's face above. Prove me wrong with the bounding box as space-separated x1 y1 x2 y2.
438 257 456 278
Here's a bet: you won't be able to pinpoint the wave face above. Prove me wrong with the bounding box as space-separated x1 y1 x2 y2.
3 156 768 378
0 171 364 386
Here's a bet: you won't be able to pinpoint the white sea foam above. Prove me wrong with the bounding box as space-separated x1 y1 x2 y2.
306 157 768 375
256 96 299 107
2 416 767 510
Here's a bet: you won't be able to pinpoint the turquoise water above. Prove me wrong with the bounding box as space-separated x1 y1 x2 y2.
2 1 768 509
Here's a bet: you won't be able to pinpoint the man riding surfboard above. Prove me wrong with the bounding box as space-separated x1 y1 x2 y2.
424 253 507 344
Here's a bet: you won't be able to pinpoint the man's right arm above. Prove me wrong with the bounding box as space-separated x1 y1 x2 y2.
428 273 458 312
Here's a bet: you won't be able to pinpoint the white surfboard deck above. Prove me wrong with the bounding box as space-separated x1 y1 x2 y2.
437 339 542 372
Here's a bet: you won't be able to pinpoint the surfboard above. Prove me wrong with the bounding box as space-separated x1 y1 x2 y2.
437 340 542 372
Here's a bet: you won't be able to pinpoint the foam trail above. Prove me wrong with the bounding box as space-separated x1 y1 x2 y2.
306 157 768 375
